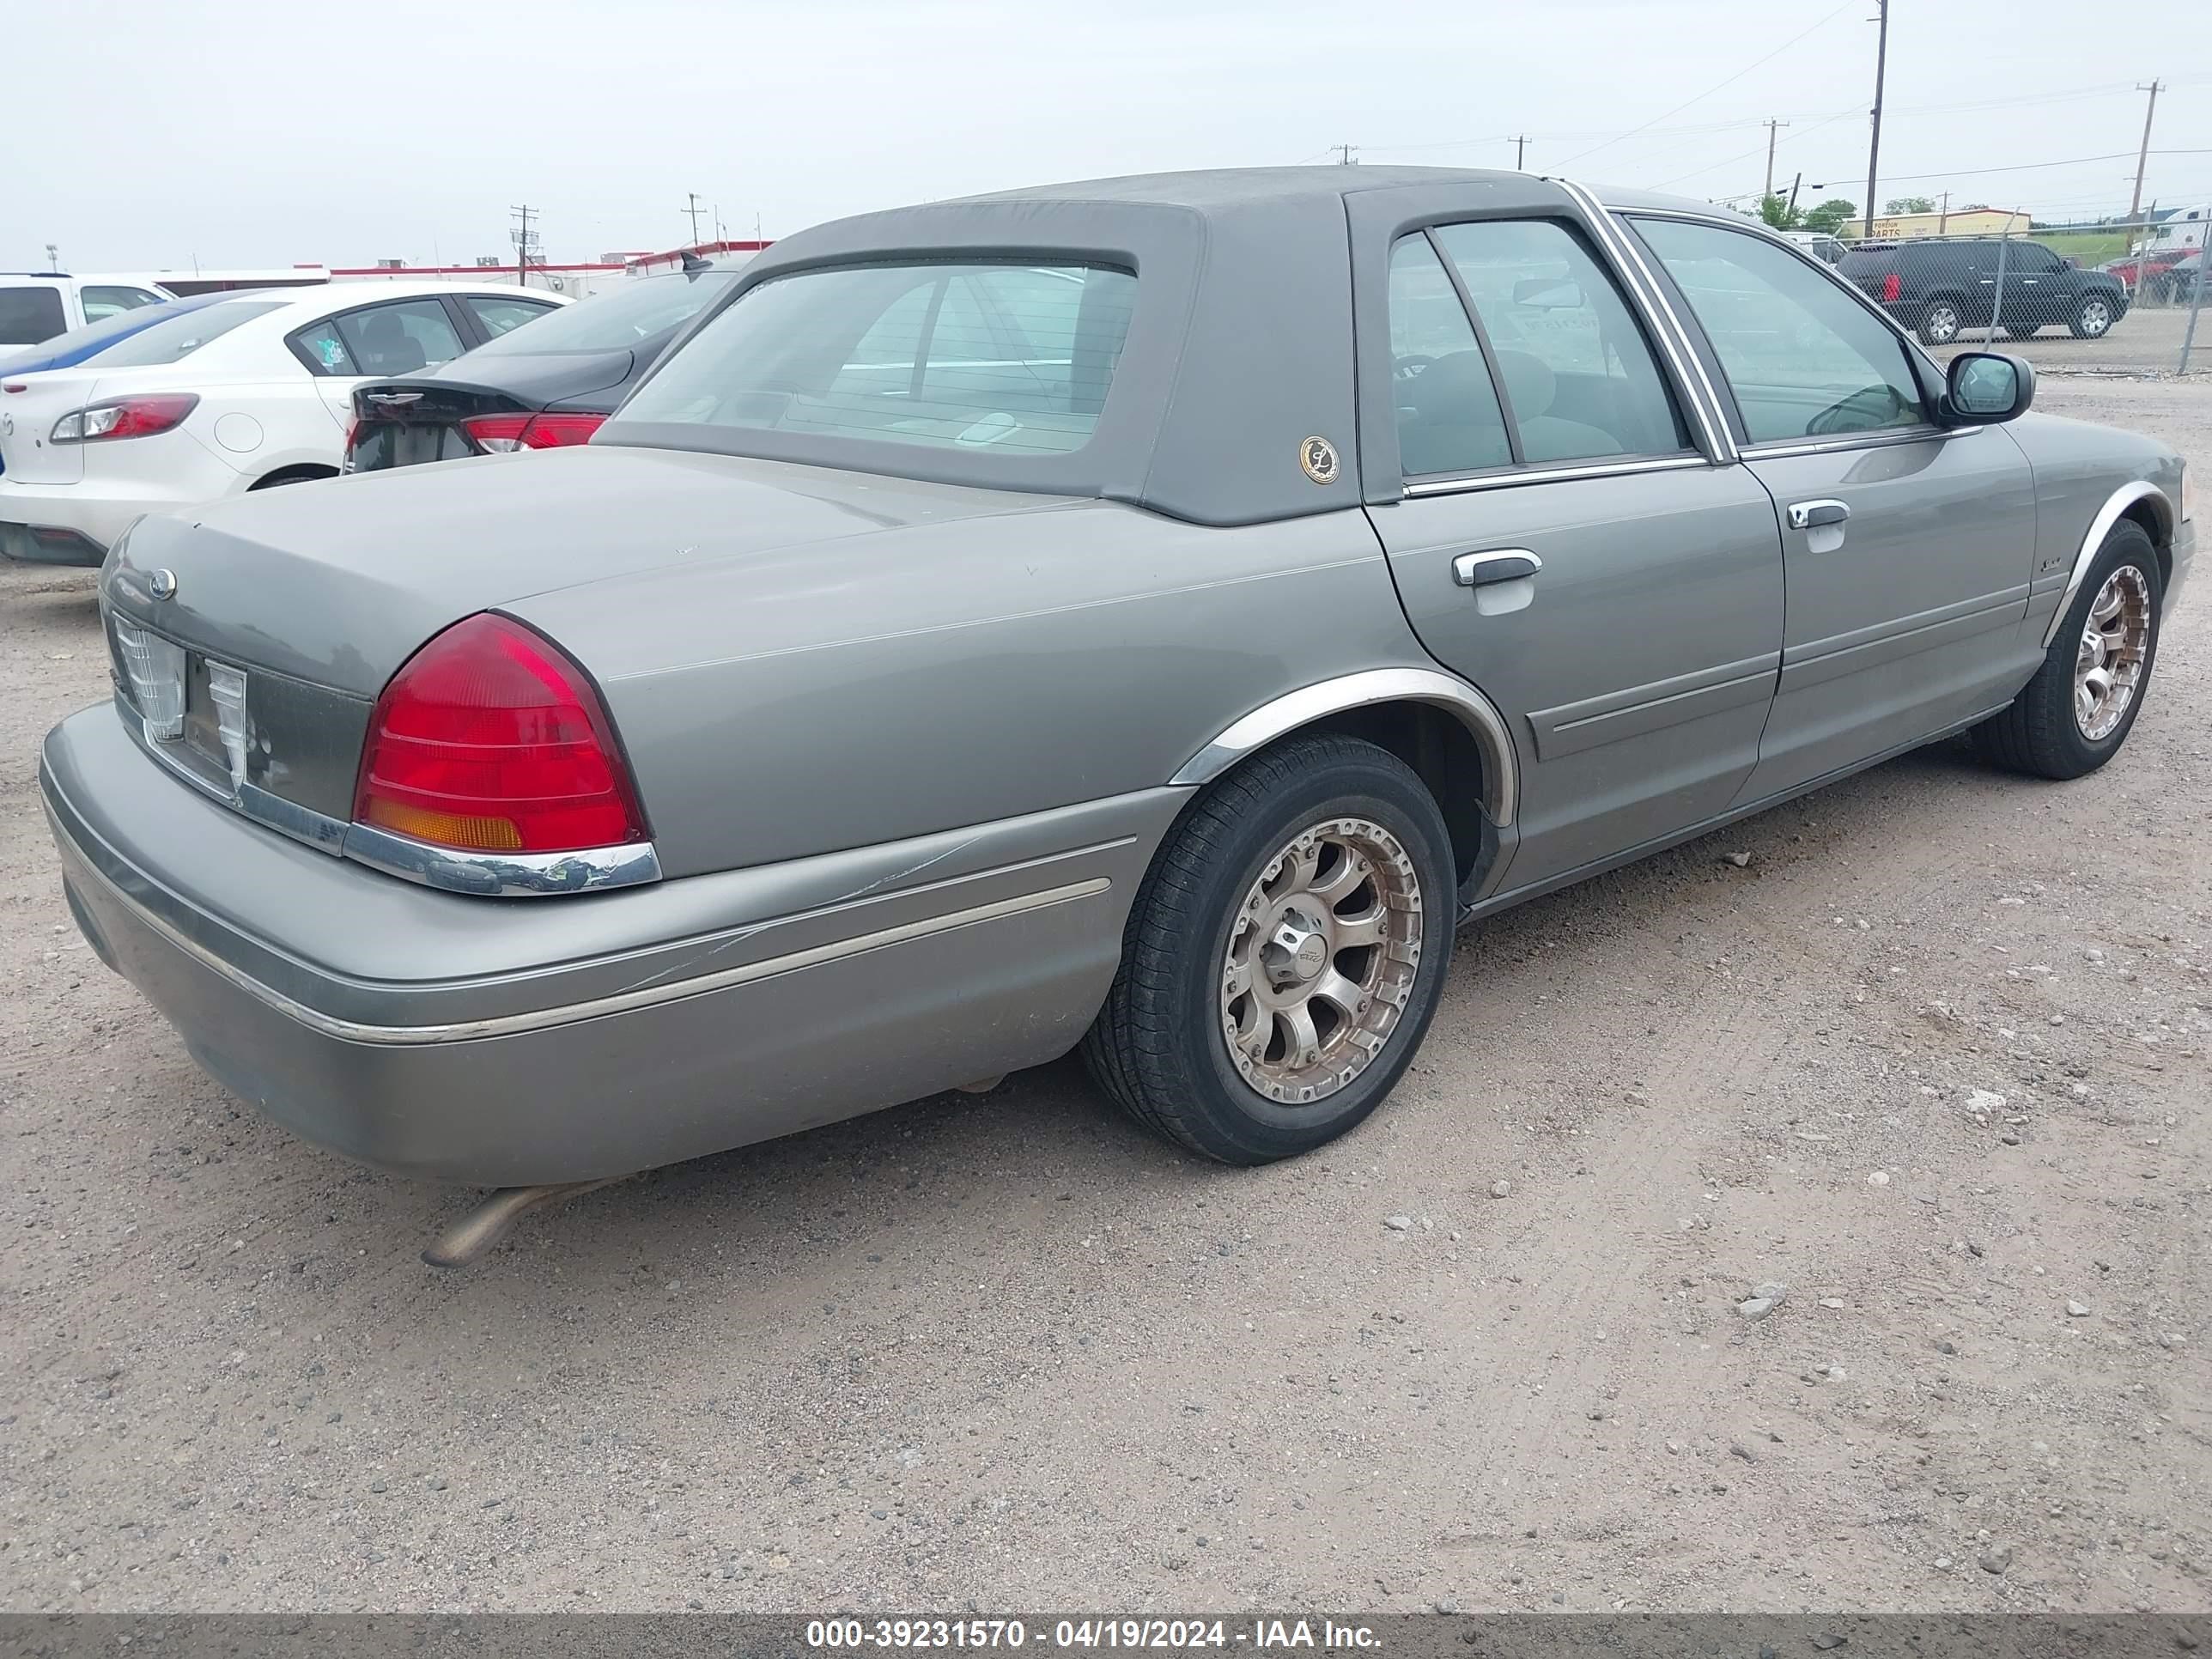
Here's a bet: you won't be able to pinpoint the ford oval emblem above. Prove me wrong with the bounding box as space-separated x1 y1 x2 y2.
148 568 179 600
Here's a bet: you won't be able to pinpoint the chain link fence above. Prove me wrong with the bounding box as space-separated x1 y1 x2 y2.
1826 210 2205 374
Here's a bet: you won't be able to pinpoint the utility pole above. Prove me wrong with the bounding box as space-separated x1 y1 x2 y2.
2126 81 2163 249
43 243 58 273
1863 0 1888 240
1510 136 1529 169
508 204 537 288
1763 118 1790 199
1937 191 1949 236
683 192 706 246
1332 143 1358 166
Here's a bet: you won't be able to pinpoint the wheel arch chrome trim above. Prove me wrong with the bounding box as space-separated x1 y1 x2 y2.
2041 480 2173 648
1169 667 1520 829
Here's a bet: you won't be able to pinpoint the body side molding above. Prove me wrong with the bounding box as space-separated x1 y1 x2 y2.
1168 666 1520 828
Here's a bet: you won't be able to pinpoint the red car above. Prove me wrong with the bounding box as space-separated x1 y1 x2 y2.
2103 246 2191 294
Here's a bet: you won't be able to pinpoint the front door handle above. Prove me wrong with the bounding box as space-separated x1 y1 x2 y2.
1452 548 1542 586
1787 499 1850 531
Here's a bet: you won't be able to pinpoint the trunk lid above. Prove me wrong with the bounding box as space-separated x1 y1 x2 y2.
106 443 1071 698
346 351 634 471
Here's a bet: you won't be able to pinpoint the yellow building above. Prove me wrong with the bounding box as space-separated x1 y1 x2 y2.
1843 206 2028 241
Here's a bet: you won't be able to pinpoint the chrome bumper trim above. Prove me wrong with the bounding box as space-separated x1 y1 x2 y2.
341 820 663 897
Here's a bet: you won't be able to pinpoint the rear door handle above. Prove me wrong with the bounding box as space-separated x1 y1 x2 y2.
1787 500 1850 531
1452 549 1542 586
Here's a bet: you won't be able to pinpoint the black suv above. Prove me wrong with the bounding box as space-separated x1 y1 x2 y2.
1839 239 2128 346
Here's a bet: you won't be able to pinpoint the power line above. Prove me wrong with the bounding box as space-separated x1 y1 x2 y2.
1556 0 1858 168
1820 148 2212 188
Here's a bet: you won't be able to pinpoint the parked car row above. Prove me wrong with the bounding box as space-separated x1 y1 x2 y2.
0 268 334 347
28 169 2193 1253
0 283 566 563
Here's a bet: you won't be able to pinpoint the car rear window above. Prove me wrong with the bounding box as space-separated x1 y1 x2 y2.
469 271 738 356
0 285 69 346
88 299 286 367
619 262 1139 457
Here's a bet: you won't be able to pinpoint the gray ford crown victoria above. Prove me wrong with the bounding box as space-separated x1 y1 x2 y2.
41 168 2195 1198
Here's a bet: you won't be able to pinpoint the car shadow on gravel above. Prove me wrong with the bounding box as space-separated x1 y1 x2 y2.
359 732 2031 1312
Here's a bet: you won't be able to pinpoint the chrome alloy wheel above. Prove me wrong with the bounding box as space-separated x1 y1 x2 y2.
1220 818 1423 1105
1923 302 1960 343
2074 564 2152 740
2078 298 2113 337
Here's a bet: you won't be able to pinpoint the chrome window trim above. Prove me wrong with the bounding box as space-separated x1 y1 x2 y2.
1741 426 1974 462
341 821 664 897
1547 178 1739 464
1401 453 1714 498
54 818 1107 1048
113 696 661 897
2041 480 2170 648
1170 665 1519 829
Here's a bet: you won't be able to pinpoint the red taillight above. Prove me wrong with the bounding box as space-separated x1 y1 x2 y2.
353 613 648 856
459 410 606 453
1882 272 1902 303
52 393 199 443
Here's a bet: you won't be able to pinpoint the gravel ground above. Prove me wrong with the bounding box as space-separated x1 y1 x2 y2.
1 376 2207 1615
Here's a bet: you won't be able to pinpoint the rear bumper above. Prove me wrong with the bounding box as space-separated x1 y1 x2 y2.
42 704 1175 1185
0 482 167 564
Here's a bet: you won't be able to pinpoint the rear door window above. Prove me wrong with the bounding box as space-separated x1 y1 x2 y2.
1430 220 1691 464
0 285 68 345
463 295 557 338
1631 216 1927 446
293 300 467 376
1384 234 1511 477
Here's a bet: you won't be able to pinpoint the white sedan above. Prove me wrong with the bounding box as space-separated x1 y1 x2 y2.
0 282 566 566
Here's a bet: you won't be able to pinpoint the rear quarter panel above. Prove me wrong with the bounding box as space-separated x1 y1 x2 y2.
509 502 1425 877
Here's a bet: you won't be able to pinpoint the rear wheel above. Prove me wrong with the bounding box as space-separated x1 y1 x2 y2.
1974 520 2161 779
2070 295 2116 338
1083 733 1455 1164
1917 298 1963 347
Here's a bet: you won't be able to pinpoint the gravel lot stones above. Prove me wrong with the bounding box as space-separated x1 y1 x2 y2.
0 375 2207 1614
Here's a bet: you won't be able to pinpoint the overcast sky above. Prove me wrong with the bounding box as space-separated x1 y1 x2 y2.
7 0 2208 272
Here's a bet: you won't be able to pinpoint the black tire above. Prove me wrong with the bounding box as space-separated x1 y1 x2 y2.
1974 520 2162 780
2069 295 2117 338
1917 297 1965 347
1082 733 1455 1165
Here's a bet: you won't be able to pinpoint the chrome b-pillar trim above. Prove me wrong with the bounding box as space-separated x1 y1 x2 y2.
2041 480 2171 648
1547 176 1740 465
1169 665 1520 829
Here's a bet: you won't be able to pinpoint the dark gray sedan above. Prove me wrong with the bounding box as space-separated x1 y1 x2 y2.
41 168 2195 1218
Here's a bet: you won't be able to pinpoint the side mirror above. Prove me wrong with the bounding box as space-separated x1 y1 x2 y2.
1944 351 2035 425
